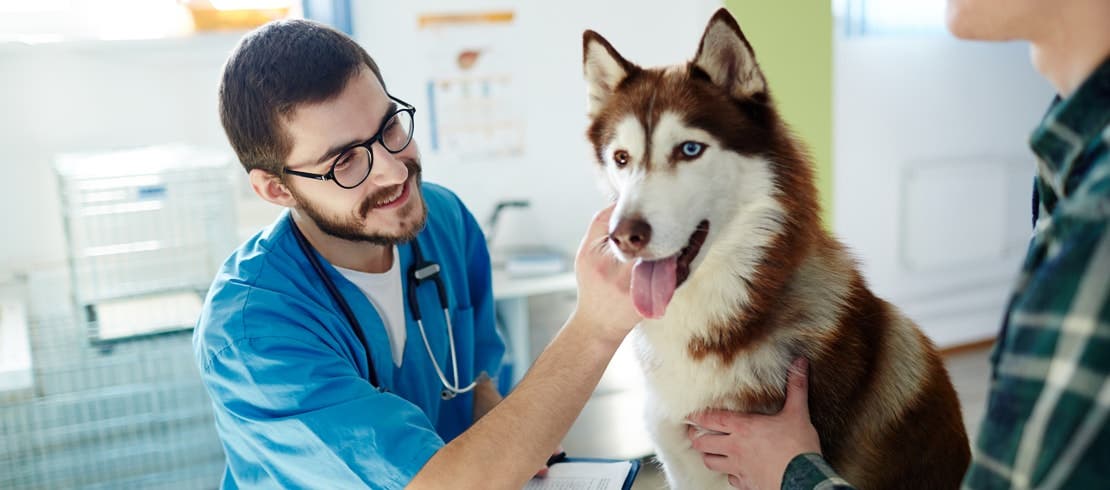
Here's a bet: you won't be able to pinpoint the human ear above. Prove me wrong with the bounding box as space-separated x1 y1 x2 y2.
248 168 298 208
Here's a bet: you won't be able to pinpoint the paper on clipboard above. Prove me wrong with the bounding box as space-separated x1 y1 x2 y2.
524 460 634 490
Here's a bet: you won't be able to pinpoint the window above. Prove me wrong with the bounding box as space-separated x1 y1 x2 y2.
834 0 948 37
0 0 301 43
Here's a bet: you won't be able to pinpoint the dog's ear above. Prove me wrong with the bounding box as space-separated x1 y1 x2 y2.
692 8 766 99
583 30 635 117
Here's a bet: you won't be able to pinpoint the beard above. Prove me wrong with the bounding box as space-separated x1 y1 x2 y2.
292 159 428 246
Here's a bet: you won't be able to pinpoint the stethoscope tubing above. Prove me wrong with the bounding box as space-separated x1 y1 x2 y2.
291 217 381 388
289 214 476 399
416 312 478 399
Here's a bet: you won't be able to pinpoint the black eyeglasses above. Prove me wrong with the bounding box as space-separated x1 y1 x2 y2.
283 95 416 189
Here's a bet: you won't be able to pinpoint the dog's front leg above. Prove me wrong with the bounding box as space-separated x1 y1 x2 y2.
647 409 733 489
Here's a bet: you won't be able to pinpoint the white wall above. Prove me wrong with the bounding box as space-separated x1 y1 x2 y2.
833 36 1055 346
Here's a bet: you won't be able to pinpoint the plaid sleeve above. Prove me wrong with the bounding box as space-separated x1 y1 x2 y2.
782 453 856 490
963 215 1110 488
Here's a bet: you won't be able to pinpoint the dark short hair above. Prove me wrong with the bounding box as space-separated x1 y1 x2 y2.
218 19 387 175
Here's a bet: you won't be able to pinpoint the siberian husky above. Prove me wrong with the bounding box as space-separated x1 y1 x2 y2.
582 9 970 489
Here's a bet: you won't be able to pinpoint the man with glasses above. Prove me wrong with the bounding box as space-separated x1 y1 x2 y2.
195 19 642 489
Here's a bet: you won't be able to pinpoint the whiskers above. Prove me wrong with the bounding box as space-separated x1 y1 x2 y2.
595 233 617 255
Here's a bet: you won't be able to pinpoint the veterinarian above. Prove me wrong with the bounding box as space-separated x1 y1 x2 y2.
193 19 642 489
684 0 1110 488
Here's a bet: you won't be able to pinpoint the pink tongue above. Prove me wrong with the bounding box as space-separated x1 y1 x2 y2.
631 256 678 319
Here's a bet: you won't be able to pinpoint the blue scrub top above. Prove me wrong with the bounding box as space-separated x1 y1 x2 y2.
193 183 505 489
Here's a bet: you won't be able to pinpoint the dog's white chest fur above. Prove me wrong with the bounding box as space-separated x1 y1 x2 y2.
632 298 790 420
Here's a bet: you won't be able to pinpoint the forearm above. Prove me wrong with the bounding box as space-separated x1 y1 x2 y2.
408 312 623 489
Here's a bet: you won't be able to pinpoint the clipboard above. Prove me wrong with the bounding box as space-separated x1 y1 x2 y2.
528 456 640 490
564 457 641 490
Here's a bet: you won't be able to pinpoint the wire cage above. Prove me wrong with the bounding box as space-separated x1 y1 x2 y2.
54 144 238 346
0 145 239 489
0 303 228 489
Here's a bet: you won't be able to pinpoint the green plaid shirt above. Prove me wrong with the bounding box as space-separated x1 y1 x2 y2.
783 57 1110 490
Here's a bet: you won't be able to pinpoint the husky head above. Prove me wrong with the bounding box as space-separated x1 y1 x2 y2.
582 8 819 320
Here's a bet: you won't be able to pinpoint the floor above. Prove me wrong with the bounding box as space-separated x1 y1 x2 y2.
629 346 993 489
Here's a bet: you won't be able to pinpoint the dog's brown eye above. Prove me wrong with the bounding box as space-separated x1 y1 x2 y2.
613 150 630 168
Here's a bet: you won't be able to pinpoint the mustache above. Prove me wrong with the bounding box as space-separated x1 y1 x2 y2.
358 159 421 218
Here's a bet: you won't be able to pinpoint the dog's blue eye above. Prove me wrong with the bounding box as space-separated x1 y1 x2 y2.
680 142 704 158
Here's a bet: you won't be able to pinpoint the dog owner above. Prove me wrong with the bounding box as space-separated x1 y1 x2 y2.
193 19 641 489
684 0 1110 488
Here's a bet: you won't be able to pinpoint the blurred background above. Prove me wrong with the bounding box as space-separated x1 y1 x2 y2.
0 0 1051 488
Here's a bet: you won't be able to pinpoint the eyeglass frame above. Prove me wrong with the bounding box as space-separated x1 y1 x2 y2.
282 94 416 189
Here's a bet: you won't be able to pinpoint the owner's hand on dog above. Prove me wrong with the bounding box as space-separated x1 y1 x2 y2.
686 358 821 490
572 204 641 343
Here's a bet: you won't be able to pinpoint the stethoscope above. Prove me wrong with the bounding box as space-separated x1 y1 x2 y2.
289 215 478 400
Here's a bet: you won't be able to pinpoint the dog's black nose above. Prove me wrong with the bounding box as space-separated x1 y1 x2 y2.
610 217 652 255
